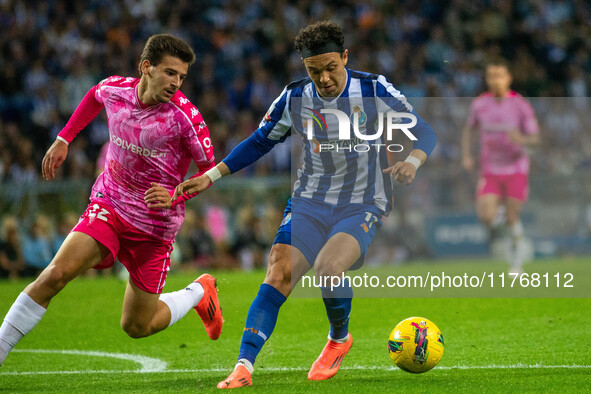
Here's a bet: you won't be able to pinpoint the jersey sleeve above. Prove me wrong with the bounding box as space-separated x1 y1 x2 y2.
223 87 291 173
466 98 480 129
58 75 136 144
94 75 136 104
171 102 215 206
256 86 292 141
520 97 539 135
186 115 215 170
375 75 437 157
57 85 104 144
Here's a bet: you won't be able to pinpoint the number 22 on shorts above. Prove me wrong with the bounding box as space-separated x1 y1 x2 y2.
88 204 110 224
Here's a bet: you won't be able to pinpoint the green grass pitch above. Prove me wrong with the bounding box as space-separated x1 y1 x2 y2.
0 258 589 392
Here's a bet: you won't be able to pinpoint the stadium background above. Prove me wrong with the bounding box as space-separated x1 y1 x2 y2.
0 0 590 276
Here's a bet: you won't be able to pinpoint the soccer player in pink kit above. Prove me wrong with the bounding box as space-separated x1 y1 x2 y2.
0 34 223 367
462 59 540 272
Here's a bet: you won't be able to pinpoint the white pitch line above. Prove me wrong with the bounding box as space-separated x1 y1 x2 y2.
164 363 591 372
9 349 166 373
1 363 590 376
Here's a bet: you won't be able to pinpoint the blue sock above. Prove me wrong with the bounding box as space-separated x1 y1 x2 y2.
321 281 352 340
238 284 287 365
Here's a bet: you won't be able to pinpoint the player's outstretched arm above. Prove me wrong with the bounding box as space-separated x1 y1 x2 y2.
383 149 427 186
172 162 231 201
42 139 68 180
43 84 105 181
461 124 475 172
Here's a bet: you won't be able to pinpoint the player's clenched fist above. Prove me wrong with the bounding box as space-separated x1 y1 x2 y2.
42 139 69 180
172 175 212 201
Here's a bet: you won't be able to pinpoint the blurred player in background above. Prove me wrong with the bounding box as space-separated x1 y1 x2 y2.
462 59 540 272
174 21 437 388
0 34 223 367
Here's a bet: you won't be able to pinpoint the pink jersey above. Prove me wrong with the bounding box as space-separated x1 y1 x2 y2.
59 75 215 241
467 91 539 175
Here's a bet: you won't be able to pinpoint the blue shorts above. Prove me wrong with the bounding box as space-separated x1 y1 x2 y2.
273 197 382 270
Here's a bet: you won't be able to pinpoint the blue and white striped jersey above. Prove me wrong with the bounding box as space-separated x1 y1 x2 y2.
223 68 436 215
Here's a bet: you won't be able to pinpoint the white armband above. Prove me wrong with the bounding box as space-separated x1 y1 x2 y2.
404 155 421 170
205 166 222 183
56 136 69 146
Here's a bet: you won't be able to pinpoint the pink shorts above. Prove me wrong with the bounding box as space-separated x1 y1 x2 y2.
476 173 529 202
72 198 173 294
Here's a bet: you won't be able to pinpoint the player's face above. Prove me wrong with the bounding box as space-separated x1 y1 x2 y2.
485 65 512 97
141 55 188 104
303 50 348 98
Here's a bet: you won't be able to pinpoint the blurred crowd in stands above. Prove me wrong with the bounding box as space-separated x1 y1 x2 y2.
1 0 590 276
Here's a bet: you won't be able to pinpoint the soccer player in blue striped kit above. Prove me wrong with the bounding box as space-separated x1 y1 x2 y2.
173 21 437 388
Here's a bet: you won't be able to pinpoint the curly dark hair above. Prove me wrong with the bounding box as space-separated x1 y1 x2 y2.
294 21 344 55
138 34 196 75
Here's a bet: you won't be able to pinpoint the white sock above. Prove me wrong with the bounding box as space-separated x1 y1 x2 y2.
510 221 524 240
509 221 525 270
0 292 47 365
159 282 204 327
328 333 350 343
237 358 254 374
492 206 506 228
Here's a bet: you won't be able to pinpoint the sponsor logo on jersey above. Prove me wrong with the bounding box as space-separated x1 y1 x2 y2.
110 135 166 158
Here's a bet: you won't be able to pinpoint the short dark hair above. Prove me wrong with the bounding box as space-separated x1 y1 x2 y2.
486 58 511 73
138 34 196 75
294 21 345 57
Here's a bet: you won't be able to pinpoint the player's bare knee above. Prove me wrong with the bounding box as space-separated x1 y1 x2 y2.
506 218 519 227
477 211 496 227
315 260 345 278
505 211 520 226
37 265 75 293
121 319 150 338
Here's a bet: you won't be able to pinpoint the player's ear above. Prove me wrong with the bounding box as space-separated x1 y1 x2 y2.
140 60 152 76
341 49 348 66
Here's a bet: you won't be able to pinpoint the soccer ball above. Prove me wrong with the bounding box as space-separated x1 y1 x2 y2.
388 317 444 373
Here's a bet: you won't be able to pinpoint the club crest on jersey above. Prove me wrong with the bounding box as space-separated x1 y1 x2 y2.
350 105 367 127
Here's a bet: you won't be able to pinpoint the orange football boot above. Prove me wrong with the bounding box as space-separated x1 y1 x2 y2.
308 334 353 380
194 274 223 340
217 365 252 389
